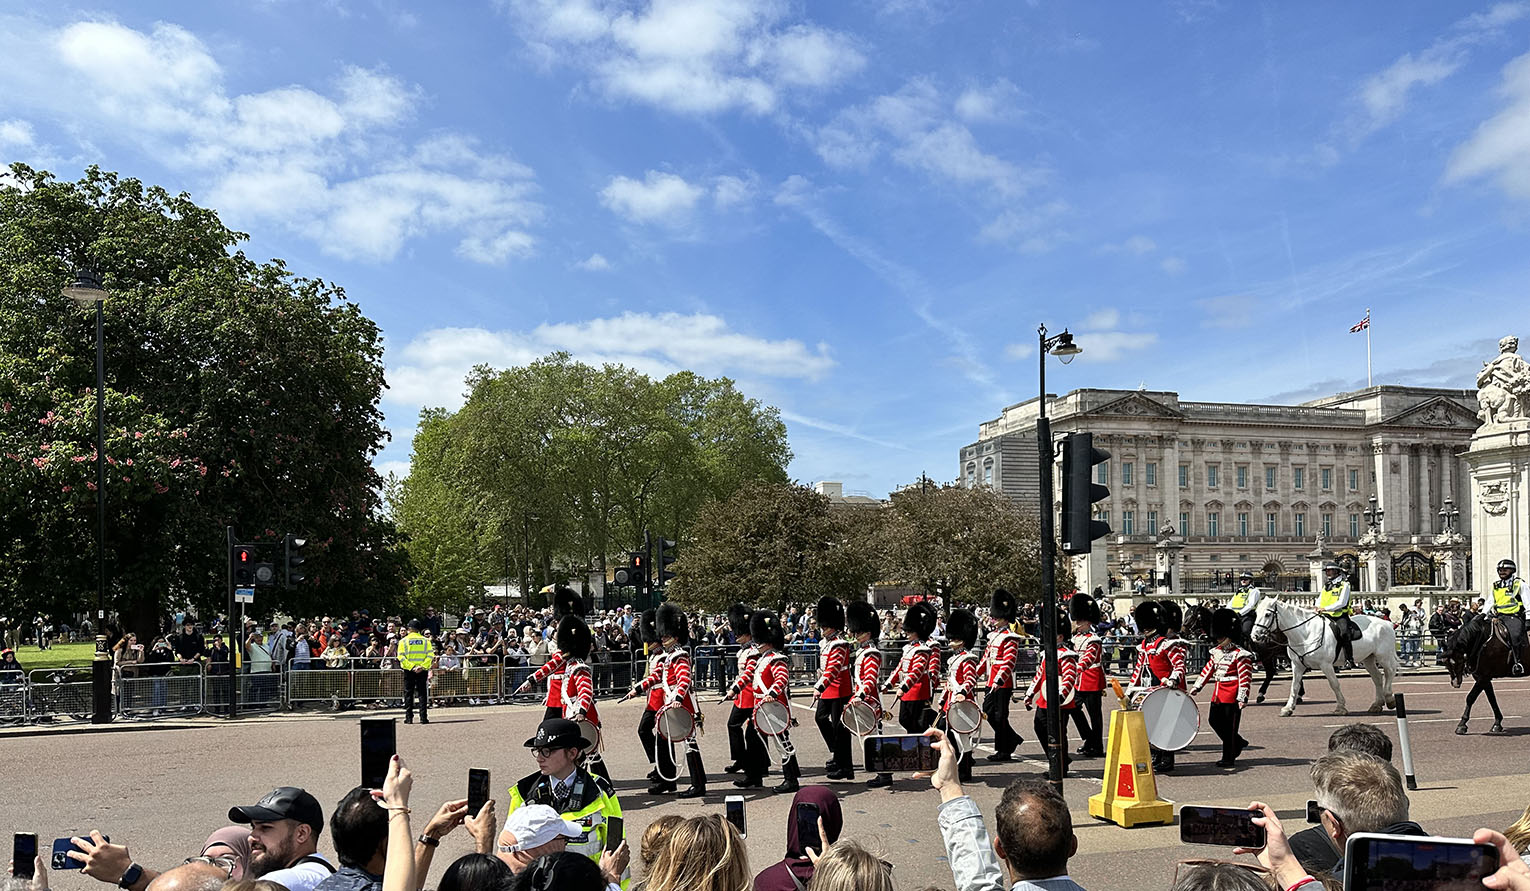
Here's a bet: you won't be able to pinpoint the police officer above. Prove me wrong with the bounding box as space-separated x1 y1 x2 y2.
1486 558 1528 676
1229 570 1263 645
506 718 626 886
1317 562 1358 670
398 620 432 724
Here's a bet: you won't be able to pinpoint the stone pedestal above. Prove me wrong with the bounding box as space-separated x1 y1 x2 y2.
1071 550 1109 600
1307 537 1333 592
1464 421 1530 599
1359 533 1392 593
1155 532 1185 598
1433 534 1471 590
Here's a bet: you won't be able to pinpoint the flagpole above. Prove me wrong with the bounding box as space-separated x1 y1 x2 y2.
1366 307 1372 387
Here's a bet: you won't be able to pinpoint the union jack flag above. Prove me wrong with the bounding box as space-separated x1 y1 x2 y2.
1349 316 1370 333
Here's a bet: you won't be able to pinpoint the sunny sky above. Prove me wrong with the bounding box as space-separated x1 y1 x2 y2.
3 1 1529 497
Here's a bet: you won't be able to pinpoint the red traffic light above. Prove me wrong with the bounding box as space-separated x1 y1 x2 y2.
237 548 251 563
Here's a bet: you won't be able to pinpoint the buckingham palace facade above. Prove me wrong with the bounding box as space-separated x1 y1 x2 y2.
959 385 1481 593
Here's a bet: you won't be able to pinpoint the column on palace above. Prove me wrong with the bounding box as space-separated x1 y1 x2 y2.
1399 444 1415 534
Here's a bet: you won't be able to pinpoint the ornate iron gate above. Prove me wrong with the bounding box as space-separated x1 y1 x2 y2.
1392 551 1435 587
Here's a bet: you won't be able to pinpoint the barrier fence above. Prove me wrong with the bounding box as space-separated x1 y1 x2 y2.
0 631 1446 725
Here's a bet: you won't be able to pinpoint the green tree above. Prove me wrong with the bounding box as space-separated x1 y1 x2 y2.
0 164 409 638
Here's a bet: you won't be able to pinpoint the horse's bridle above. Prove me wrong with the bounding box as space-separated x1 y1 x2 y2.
1252 601 1325 668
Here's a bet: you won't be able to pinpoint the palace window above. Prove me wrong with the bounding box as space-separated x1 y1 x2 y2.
1349 469 1360 491
1293 467 1305 490
1146 462 1157 486
1147 510 1158 534
1236 465 1247 488
1294 512 1306 536
1097 463 1109 485
1207 465 1219 488
1123 510 1135 535
1322 513 1333 537
1265 466 1277 489
983 458 993 486
1180 511 1189 533
1207 512 1219 536
1349 513 1360 538
1122 462 1133 485
1266 512 1278 536
1178 464 1189 487
1237 512 1249 537
1321 468 1332 491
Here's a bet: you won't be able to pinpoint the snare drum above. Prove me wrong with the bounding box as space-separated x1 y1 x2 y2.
656 703 696 742
841 699 880 736
947 700 983 735
751 699 791 736
1137 687 1200 751
575 718 602 754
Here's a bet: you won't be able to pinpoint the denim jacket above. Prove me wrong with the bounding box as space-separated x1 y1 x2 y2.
937 796 1087 891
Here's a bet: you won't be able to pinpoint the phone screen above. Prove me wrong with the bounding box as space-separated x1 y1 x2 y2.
1346 835 1499 890
796 802 821 854
360 719 397 789
13 834 36 879
725 796 746 838
863 734 938 773
468 768 491 818
1307 800 1322 824
1178 806 1266 848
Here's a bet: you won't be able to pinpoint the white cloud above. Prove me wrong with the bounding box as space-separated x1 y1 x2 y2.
1002 342 1035 361
1102 234 1157 255
0 119 34 151
385 311 836 410
1445 50 1530 201
1083 309 1120 330
1074 330 1159 362
503 0 864 115
954 78 1021 122
599 170 705 223
712 173 755 208
977 200 1070 253
1160 256 1187 275
574 252 612 271
3 19 540 263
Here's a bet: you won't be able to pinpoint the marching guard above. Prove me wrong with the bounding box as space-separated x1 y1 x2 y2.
556 611 612 783
628 609 667 782
939 608 982 782
886 601 939 734
812 597 856 780
1024 617 1079 772
515 586 586 721
1068 593 1106 758
722 604 769 784
1229 570 1264 646
1130 600 1187 773
1190 608 1252 768
749 610 800 793
981 589 1025 762
846 601 892 788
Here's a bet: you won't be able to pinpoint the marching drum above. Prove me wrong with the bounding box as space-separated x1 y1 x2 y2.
575 718 603 754
1136 687 1200 751
751 699 791 736
656 703 696 742
842 699 881 737
947 700 983 736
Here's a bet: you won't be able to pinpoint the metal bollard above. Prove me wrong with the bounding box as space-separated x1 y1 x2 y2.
1394 692 1418 791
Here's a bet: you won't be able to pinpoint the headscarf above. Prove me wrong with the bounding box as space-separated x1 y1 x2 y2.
752 785 843 891
200 826 252 879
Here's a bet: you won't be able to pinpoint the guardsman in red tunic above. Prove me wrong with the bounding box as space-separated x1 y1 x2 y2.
980 589 1025 762
515 586 585 721
555 613 611 784
812 597 856 780
886 601 938 734
1134 600 1188 773
844 601 891 788
1024 620 1079 772
939 609 982 782
722 604 768 786
749 610 800 794
622 610 668 782
1068 592 1107 758
1191 608 1253 769
652 604 706 798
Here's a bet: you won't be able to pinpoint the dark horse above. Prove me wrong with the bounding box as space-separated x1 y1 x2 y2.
1183 604 1300 704
1444 616 1530 735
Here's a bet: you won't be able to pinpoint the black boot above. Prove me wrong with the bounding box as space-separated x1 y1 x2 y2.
647 767 660 782
774 757 800 794
648 777 678 794
958 751 974 783
724 762 744 774
866 772 893 788
678 751 707 799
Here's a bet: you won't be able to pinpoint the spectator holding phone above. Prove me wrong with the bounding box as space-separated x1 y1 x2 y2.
753 786 841 891
1308 751 1425 877
1286 724 1392 874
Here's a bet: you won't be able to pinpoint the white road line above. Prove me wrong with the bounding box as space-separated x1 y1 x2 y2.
1321 715 1522 728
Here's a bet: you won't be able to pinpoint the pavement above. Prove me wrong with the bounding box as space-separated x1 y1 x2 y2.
6 670 1527 890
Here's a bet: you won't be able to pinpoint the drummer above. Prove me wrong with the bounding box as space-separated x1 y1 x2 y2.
515 586 586 720
1130 600 1187 774
556 611 611 783
812 597 856 781
980 589 1026 763
1023 617 1079 773
847 601 893 788
938 608 982 783
749 609 800 794
628 605 706 797
1067 592 1106 759
622 609 668 784
885 601 939 735
722 603 765 783
1189 608 1252 769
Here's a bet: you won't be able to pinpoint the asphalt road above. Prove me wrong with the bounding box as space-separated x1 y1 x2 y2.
5 671 1527 890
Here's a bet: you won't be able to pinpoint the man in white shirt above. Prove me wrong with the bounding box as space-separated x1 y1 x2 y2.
228 787 335 891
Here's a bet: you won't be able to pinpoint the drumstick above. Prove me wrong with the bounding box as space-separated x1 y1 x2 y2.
1109 677 1130 710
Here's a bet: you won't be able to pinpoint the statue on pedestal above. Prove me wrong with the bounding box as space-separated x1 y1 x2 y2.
1476 336 1530 425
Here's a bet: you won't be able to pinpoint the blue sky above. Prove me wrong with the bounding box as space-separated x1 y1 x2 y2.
3 1 1529 498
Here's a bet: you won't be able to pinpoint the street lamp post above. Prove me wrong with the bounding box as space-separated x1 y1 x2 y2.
63 268 112 725
1036 323 1081 790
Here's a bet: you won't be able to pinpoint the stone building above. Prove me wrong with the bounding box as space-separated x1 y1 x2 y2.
959 385 1480 597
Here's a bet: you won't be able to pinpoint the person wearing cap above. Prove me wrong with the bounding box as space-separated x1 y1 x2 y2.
980 589 1025 763
1482 558 1528 675
937 609 982 783
398 620 432 724
497 803 628 888
885 601 939 736
721 604 764 781
1190 608 1253 769
507 718 627 887
1317 562 1358 670
1023 613 1079 773
228 787 335 891
514 587 586 720
811 597 855 780
1068 593 1106 759
554 611 612 784
748 609 800 793
1229 570 1264 645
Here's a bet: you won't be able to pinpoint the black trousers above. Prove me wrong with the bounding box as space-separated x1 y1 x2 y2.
1032 706 1069 763
727 704 750 765
403 670 428 719
816 696 854 770
1502 613 1527 648
1208 701 1242 763
742 711 770 778
1238 612 1257 646
936 713 975 779
543 705 561 724
1067 689 1104 753
898 699 934 734
982 687 1022 756
638 708 658 765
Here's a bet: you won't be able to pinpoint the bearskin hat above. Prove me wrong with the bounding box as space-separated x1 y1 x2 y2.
750 610 786 649
846 600 879 638
728 604 754 637
815 596 845 630
639 609 658 644
1210 607 1239 642
656 603 689 645
1133 600 1162 634
989 588 1018 621
552 586 586 619
946 609 980 647
1159 599 1183 634
905 602 938 639
555 615 592 660
1069 593 1100 625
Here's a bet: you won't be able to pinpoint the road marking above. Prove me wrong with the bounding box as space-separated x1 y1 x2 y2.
1321 715 1522 728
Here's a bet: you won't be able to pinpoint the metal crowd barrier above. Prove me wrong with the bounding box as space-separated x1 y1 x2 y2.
117 663 204 717
27 667 94 723
0 669 26 723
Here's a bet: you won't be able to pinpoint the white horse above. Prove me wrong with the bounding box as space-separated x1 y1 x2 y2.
1250 597 1399 717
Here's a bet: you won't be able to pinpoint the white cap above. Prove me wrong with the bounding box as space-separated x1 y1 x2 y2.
500 805 583 852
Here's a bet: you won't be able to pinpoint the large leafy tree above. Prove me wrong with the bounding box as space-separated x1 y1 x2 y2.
0 165 409 637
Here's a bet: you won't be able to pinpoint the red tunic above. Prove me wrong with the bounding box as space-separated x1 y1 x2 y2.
853 645 882 706
889 641 934 702
1071 631 1105 692
982 630 1021 688
1195 644 1253 704
1148 637 1188 691
1024 645 1079 709
527 650 566 709
633 650 670 711
560 659 600 726
816 636 852 698
727 644 760 709
753 650 791 720
941 651 980 713
663 648 696 714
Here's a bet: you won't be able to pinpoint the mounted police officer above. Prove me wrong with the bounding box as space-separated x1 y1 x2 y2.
1318 562 1359 670
1229 570 1263 645
1485 558 1528 676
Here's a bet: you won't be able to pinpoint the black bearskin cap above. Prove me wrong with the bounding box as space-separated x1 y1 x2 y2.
947 609 979 647
555 615 592 660
553 586 586 619
989 589 1018 621
1069 593 1100 624
904 602 938 639
1210 607 1239 642
656 603 689 645
750 610 785 649
1159 599 1183 634
846 600 879 638
728 604 754 637
815 596 845 630
1133 600 1162 634
639 609 658 643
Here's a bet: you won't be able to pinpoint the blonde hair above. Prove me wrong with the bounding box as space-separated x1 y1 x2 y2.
643 814 750 891
221 881 288 891
807 839 895 891
640 814 684 868
1506 803 1530 855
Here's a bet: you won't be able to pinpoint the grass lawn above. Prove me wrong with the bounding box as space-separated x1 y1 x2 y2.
7 642 100 673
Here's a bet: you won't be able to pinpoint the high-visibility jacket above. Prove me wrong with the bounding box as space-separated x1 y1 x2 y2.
1229 586 1262 615
1318 582 1352 617
507 769 626 888
1492 577 1526 615
397 633 432 671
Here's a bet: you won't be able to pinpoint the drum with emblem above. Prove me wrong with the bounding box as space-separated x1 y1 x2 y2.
1137 687 1200 751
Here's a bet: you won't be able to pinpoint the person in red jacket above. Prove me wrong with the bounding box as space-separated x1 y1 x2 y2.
844 600 891 788
722 604 768 786
1068 592 1107 758
622 609 669 783
655 604 707 798
886 601 939 736
938 608 982 782
1132 600 1188 773
1024 620 1079 773
1190 608 1253 768
980 589 1025 762
515 587 585 721
812 597 855 780
749 610 800 793
555 613 611 784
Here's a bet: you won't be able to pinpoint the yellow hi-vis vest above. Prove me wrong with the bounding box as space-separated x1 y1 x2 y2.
1493 577 1524 614
1229 588 1250 610
1317 584 1350 617
398 632 433 670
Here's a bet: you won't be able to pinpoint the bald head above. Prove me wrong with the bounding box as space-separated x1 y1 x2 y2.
146 863 226 891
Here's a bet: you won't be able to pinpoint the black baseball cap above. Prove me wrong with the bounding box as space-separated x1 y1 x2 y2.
523 718 589 750
229 787 325 831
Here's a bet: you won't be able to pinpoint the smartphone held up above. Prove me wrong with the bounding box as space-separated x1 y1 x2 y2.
1178 806 1266 849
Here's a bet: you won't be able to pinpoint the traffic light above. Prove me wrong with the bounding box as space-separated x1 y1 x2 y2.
658 537 677 587
613 551 647 590
284 534 307 588
233 546 255 586
1060 432 1111 555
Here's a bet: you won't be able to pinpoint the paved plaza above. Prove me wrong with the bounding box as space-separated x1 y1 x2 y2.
5 670 1528 889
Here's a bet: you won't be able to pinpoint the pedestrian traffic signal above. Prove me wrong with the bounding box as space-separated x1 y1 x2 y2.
233 546 255 586
284 534 307 588
253 561 278 586
658 537 677 586
1061 432 1111 555
614 551 647 590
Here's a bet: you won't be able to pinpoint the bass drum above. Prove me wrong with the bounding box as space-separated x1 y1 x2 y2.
751 699 791 736
1137 687 1200 751
575 718 603 754
841 699 881 737
947 699 983 735
656 703 696 742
